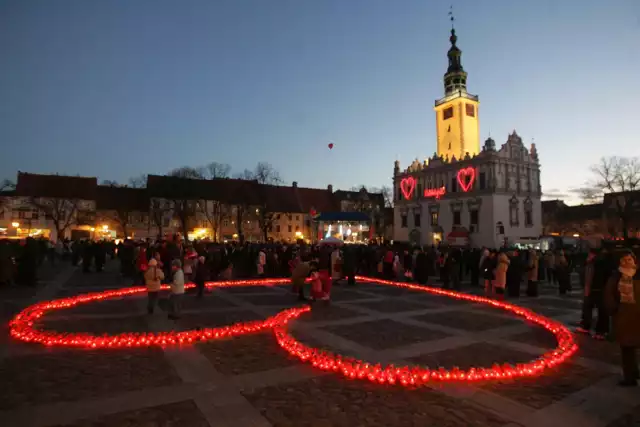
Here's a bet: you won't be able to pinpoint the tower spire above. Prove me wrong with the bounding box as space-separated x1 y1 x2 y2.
443 6 467 96
449 5 455 30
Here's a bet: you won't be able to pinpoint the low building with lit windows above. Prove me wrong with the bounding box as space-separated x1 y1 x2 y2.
393 27 542 248
8 173 98 241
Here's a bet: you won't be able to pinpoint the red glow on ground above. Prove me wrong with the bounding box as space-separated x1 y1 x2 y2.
9 276 577 385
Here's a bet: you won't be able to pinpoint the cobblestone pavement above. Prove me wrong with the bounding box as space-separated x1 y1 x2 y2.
2 263 639 427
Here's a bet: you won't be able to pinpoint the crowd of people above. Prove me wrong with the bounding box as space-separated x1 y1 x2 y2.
1 235 639 387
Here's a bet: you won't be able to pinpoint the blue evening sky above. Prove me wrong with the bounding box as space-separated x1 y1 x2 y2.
1 0 638 203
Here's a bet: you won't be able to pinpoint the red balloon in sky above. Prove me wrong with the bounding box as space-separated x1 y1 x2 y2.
328 143 334 150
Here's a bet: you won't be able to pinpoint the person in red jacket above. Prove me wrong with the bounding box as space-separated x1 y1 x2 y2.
136 246 148 285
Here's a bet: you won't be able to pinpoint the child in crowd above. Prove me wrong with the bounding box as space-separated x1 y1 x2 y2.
144 258 164 314
291 257 314 301
169 259 185 320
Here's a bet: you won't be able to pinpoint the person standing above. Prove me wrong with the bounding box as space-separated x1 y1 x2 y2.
256 248 266 277
604 251 640 387
291 257 313 301
481 250 495 296
494 251 510 300
193 256 209 299
144 258 164 314
577 249 609 339
556 251 571 295
506 250 523 297
168 260 185 320
526 249 539 297
545 251 556 285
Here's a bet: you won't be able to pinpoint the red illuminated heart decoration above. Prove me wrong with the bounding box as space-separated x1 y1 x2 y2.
328 143 334 150
400 177 416 200
457 167 476 192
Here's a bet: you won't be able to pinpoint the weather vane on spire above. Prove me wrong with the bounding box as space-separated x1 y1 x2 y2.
448 5 455 29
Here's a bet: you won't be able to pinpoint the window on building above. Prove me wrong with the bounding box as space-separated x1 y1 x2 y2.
163 217 170 227
288 225 292 232
401 214 408 228
305 219 310 227
470 210 479 226
453 211 461 226
465 103 475 117
18 210 27 219
414 213 421 227
510 204 519 226
276 225 280 233
443 107 454 120
287 214 292 221
295 225 300 231
430 212 438 226
295 215 299 221
31 210 39 220
479 172 486 190
451 177 457 192
525 210 533 227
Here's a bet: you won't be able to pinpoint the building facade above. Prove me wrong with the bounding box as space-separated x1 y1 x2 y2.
393 28 542 248
1 172 385 243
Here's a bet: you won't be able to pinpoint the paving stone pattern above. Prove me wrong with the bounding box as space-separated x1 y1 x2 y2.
1 263 638 427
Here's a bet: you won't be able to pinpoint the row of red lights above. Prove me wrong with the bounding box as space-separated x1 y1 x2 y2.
9 279 300 349
271 276 578 385
9 276 577 385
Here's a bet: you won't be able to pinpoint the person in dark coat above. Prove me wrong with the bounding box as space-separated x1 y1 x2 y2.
481 250 496 295
18 238 38 286
506 250 523 297
342 247 356 286
82 241 93 273
193 256 209 298
577 249 611 338
94 241 106 272
556 251 571 295
414 248 429 285
604 250 640 386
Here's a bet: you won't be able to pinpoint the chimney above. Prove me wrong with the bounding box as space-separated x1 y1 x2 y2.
292 181 298 188
327 184 333 193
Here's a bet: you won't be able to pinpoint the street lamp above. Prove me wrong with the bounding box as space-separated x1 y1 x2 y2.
11 222 19 228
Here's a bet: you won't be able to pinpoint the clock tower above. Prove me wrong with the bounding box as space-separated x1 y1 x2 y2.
434 28 480 160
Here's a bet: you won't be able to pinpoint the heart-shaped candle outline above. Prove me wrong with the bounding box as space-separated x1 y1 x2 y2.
400 177 416 200
457 167 476 192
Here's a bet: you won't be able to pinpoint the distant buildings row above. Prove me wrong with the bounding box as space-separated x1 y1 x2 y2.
542 192 640 246
0 172 392 243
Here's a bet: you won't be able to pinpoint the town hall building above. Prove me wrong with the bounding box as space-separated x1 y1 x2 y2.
393 27 542 248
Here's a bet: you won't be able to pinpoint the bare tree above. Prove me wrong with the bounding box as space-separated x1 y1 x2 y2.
570 187 601 204
206 162 231 179
586 156 640 239
167 167 202 241
101 180 120 187
150 198 170 238
1 179 15 192
30 197 79 240
192 163 232 242
129 174 148 189
98 205 134 238
380 185 393 208
196 199 228 242
170 166 203 180
233 169 256 180
239 162 282 241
